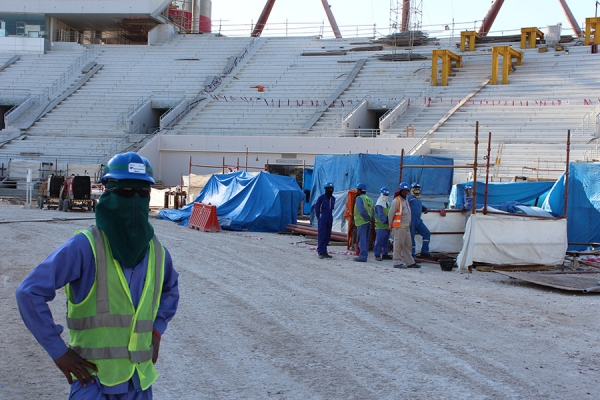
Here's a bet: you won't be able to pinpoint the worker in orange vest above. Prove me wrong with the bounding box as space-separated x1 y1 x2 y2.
388 182 420 269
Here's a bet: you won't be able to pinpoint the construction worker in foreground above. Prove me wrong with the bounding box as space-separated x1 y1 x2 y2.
388 182 420 269
315 181 335 259
408 182 431 259
16 152 180 399
373 187 392 261
353 182 374 262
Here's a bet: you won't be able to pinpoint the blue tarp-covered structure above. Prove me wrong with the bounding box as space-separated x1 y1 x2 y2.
450 181 555 211
309 154 454 232
158 171 304 232
543 163 600 250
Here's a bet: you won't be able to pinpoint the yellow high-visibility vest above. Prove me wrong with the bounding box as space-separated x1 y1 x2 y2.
66 226 165 390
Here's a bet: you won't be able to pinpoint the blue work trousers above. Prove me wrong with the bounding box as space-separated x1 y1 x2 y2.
356 224 371 261
374 228 390 257
410 218 430 257
317 215 333 255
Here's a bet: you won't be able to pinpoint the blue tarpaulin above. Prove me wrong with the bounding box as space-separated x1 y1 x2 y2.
543 163 600 250
309 153 454 231
158 171 304 232
450 181 554 210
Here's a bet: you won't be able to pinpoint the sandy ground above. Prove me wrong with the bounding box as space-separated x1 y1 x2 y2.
0 202 599 399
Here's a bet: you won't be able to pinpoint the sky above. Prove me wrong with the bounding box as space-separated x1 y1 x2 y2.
209 0 596 38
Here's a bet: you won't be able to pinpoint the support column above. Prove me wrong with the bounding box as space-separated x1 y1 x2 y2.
460 31 480 52
431 50 462 86
491 46 523 85
520 27 544 49
584 17 600 45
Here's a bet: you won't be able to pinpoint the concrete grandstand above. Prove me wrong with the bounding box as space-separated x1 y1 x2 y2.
0 0 598 193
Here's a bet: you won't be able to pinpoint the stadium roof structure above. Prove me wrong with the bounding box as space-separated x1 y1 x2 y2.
0 0 172 33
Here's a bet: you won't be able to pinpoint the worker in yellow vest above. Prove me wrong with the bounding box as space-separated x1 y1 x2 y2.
16 152 179 399
353 182 374 262
388 182 420 269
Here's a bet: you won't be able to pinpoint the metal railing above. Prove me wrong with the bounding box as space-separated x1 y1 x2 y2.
581 102 600 136
4 46 98 127
584 139 600 161
379 95 408 131
203 37 260 93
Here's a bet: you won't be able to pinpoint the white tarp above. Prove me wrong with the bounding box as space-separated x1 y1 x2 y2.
456 213 568 272
414 210 467 253
8 159 41 180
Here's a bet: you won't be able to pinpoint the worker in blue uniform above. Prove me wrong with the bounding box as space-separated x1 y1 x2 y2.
16 152 179 400
353 182 374 262
408 182 431 258
461 184 474 216
373 187 392 261
315 181 336 259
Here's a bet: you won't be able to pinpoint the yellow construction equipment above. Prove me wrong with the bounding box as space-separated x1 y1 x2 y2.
491 46 523 85
584 17 600 45
460 31 480 52
431 49 462 86
520 27 544 49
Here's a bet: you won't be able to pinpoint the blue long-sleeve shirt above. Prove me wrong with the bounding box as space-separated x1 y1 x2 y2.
315 194 335 220
15 231 179 392
407 195 427 221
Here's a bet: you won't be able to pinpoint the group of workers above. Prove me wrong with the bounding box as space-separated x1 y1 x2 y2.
315 181 436 269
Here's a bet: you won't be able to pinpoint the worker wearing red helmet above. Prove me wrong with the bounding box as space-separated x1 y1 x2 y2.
16 152 179 399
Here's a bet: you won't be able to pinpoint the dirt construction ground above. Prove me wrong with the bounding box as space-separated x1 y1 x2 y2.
0 203 599 399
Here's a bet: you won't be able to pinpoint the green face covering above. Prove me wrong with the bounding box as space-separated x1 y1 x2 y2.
95 180 154 267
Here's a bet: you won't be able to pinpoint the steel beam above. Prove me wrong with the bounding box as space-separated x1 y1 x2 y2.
558 0 583 38
321 0 342 38
252 0 277 37
401 0 410 32
477 0 505 36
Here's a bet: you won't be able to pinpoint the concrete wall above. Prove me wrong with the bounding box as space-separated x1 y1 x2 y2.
148 24 174 45
140 134 423 186
0 36 48 53
5 0 172 15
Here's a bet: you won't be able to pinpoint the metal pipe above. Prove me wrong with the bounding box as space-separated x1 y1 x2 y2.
478 0 505 36
483 132 492 215
472 122 479 214
399 148 405 184
401 0 411 32
321 0 342 38
558 0 583 38
563 130 571 218
252 0 277 37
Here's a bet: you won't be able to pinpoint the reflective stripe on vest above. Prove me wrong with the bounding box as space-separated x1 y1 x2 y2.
66 226 165 390
392 196 403 228
354 195 374 226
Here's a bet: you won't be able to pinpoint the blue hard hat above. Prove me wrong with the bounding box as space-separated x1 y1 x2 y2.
356 183 367 191
465 184 473 190
101 152 155 184
380 187 390 195
324 181 334 189
411 182 421 188
398 182 410 191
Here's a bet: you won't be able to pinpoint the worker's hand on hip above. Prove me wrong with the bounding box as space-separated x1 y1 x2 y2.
54 348 97 386
152 331 161 364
